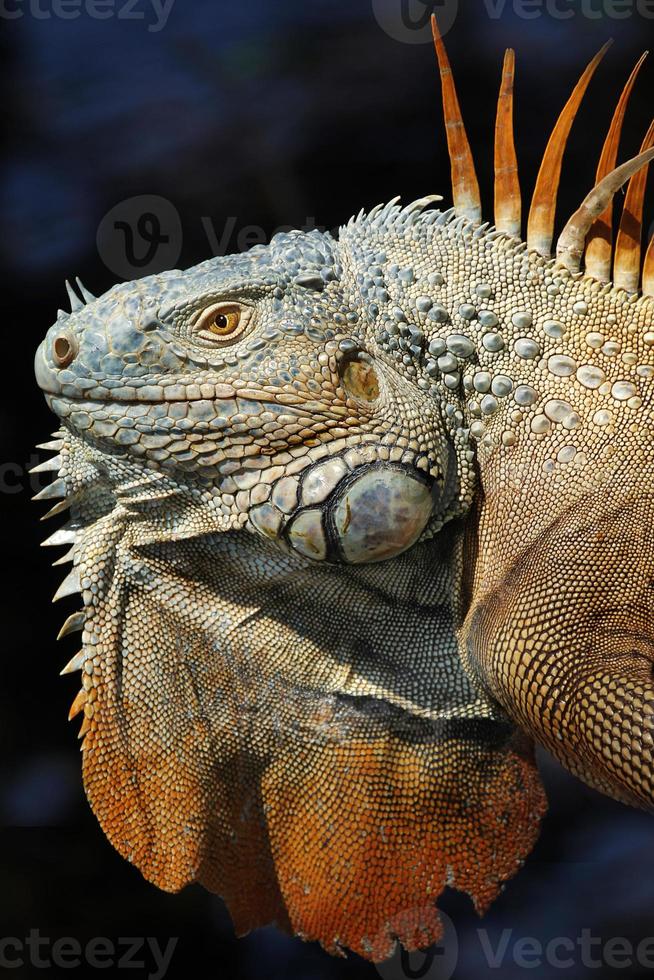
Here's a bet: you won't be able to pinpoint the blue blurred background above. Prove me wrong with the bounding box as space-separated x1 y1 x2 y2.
3 1 654 977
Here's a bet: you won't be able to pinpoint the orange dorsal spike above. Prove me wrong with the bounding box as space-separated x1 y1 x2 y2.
585 52 648 282
494 49 521 238
431 14 482 223
643 230 654 296
527 41 612 258
68 688 87 721
613 118 654 292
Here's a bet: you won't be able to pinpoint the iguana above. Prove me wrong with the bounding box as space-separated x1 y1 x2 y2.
33 18 654 963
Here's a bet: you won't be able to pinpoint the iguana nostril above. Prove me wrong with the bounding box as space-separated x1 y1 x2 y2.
53 333 77 368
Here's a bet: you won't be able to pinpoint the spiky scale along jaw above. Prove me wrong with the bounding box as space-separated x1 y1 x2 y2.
33 25 654 963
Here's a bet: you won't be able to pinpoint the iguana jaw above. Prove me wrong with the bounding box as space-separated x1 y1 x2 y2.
39 413 446 564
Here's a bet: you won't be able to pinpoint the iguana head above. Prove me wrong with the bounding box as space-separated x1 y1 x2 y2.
35 224 469 565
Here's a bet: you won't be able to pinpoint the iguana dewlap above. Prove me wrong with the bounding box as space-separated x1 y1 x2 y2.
33 20 654 962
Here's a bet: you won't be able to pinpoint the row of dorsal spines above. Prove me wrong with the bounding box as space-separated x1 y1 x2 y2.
431 16 654 298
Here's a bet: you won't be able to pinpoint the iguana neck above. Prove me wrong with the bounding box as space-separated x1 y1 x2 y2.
347 212 653 541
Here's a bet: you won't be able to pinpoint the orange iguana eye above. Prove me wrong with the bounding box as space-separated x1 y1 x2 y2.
195 302 249 341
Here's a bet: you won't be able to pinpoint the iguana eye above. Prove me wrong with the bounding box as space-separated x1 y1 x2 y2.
195 302 251 342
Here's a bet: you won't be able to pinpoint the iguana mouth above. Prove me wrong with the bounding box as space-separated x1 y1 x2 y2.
44 392 239 405
36 339 321 408
43 391 309 413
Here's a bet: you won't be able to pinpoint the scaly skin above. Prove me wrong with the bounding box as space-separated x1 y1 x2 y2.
34 198 654 959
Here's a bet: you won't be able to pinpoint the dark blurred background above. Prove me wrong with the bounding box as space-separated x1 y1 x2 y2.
3 1 654 977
